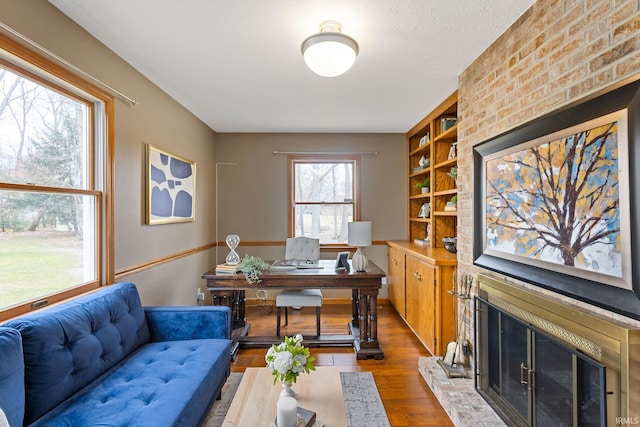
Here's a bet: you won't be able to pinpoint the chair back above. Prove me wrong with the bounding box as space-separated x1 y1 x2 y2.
285 237 320 261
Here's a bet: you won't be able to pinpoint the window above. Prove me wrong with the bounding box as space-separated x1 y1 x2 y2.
288 156 360 245
0 35 113 320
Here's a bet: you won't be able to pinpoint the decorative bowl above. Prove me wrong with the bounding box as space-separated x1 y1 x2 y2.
442 237 457 253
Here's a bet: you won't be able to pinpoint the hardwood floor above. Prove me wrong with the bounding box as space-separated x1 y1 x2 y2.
230 300 453 427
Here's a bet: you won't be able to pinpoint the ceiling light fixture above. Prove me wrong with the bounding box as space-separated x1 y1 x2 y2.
301 20 359 78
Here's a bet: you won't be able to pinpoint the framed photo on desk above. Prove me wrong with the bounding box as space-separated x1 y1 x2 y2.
335 251 350 272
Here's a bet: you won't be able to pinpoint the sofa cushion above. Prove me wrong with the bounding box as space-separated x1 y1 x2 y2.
4 283 150 424
30 338 231 427
0 327 24 427
145 306 232 341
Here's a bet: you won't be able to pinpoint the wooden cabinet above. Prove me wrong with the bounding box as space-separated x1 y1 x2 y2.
405 254 436 350
387 244 406 317
406 91 458 248
387 241 456 356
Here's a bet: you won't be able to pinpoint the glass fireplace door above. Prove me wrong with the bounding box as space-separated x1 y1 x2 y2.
476 298 607 427
498 314 530 423
533 333 574 426
533 330 607 426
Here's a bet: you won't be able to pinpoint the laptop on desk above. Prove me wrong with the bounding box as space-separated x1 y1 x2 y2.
272 259 323 270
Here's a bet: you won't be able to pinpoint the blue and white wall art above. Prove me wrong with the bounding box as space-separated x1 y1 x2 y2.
146 144 196 224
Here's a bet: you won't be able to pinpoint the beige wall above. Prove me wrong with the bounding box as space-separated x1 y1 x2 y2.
1 0 218 306
457 0 640 360
215 133 407 299
0 1 407 305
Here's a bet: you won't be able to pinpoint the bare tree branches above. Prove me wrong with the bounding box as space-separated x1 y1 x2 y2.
486 121 620 271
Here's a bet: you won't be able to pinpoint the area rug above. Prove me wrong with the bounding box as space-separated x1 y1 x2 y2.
203 373 243 427
203 371 391 427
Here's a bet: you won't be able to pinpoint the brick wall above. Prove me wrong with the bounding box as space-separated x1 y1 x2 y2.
456 0 640 362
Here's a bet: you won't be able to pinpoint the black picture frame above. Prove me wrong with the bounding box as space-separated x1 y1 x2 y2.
473 76 640 320
335 251 350 272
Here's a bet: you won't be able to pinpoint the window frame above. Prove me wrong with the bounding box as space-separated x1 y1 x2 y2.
287 155 360 248
0 34 114 321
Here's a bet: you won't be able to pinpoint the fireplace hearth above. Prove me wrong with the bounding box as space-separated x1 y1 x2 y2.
474 274 640 427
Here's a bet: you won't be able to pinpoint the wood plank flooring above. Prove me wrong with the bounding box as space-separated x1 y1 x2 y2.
230 300 453 427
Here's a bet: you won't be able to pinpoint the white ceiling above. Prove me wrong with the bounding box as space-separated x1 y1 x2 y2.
48 0 535 133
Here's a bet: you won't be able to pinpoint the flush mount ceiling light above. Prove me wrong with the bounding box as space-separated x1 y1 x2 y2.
301 20 359 77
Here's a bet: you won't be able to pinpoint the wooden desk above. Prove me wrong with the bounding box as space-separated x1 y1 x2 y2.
202 260 385 360
222 367 347 426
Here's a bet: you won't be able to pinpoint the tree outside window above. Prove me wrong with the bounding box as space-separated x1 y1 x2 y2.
0 41 108 318
288 156 359 245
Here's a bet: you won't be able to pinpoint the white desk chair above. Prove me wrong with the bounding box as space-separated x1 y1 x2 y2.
276 237 323 336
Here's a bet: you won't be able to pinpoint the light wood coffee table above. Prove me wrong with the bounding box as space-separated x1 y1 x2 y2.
222 366 347 426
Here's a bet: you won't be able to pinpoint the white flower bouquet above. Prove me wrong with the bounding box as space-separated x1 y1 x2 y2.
265 334 316 384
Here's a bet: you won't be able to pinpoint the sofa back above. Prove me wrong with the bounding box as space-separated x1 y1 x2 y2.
0 327 24 427
3 282 150 424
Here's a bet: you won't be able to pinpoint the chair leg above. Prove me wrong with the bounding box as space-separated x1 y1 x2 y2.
316 306 321 336
276 306 281 336
284 307 288 327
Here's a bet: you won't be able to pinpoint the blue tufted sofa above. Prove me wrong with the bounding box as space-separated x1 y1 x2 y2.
0 282 232 427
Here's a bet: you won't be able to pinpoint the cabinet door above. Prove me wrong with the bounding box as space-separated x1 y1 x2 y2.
406 255 436 353
387 246 406 317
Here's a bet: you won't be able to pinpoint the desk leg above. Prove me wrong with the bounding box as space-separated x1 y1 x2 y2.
351 289 359 328
351 288 384 360
211 289 249 360
358 292 369 342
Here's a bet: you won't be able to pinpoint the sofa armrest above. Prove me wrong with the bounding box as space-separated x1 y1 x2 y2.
0 327 25 427
144 306 232 342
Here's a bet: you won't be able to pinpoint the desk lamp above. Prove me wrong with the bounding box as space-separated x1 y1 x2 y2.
348 221 372 272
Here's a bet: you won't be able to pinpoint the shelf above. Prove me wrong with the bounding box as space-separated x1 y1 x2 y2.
434 211 457 217
434 189 457 197
409 142 430 157
410 168 429 178
410 217 431 223
410 194 430 200
434 158 457 170
405 91 457 249
434 124 457 142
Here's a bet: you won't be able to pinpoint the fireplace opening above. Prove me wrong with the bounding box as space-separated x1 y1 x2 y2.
474 274 640 427
476 297 607 426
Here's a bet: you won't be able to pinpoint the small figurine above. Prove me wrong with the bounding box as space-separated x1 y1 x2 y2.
419 155 429 168
418 202 430 218
448 142 458 160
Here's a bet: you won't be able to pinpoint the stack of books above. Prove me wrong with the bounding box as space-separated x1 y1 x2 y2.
215 263 240 274
297 407 316 427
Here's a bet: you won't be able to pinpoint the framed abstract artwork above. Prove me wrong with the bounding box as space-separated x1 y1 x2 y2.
146 144 196 225
473 76 640 320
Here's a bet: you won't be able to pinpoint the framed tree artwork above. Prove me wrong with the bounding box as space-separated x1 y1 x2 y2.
146 144 196 225
474 76 640 320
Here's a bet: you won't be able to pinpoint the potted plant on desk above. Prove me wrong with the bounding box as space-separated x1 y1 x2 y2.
237 255 272 284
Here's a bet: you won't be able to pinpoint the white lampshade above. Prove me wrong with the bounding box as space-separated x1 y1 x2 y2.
348 221 372 247
301 20 359 78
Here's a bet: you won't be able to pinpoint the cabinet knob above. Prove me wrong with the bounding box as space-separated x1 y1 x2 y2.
392 258 398 265
414 271 422 280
